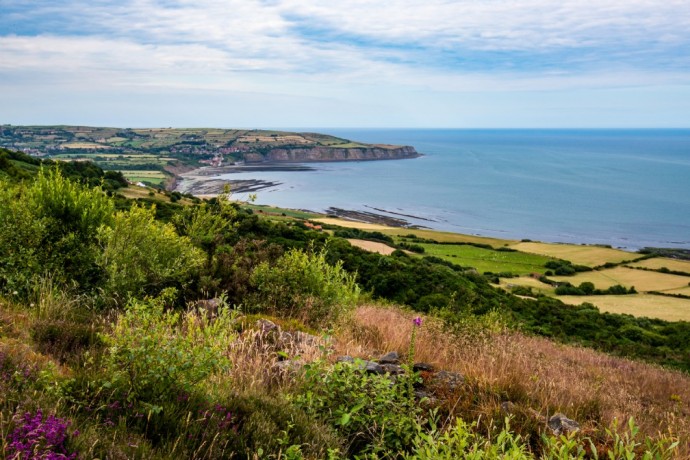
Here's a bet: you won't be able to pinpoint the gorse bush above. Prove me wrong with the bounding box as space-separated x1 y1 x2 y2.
251 246 360 326
98 204 205 301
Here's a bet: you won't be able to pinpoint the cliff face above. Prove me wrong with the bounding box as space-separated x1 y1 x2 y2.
243 145 419 163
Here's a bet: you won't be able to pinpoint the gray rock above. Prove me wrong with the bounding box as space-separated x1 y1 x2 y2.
364 361 385 374
379 351 400 364
431 370 464 390
413 362 435 372
548 413 580 436
256 319 279 334
380 363 405 375
414 390 431 400
274 360 303 373
501 401 516 414
337 355 354 363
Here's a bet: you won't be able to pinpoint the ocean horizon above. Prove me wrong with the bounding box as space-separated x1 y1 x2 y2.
179 129 690 251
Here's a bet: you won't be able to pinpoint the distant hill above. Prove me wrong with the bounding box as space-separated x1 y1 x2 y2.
0 125 419 190
0 125 419 164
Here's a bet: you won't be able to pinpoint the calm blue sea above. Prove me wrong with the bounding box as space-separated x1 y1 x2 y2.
217 129 690 250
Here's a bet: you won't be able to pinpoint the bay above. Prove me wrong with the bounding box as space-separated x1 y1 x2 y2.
188 129 690 250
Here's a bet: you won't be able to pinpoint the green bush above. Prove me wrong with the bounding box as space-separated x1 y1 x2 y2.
99 290 236 408
402 416 678 459
250 246 360 326
403 416 529 459
98 204 205 301
293 359 422 457
0 169 114 296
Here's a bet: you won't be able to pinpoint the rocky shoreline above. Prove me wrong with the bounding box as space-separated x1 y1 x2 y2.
174 163 314 195
325 207 431 229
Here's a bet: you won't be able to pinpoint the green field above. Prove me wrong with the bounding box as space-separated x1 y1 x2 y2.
415 243 555 275
122 170 166 185
245 204 321 220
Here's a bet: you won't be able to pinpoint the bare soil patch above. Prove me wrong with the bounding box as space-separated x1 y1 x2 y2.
347 239 396 255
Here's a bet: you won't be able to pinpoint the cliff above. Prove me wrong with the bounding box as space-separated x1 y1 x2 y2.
243 145 420 163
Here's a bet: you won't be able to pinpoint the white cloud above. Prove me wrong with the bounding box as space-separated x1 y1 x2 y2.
1 0 689 126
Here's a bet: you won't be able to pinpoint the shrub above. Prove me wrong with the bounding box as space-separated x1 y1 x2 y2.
293 359 422 457
98 204 205 301
0 169 114 296
250 246 360 326
99 291 236 408
403 416 529 459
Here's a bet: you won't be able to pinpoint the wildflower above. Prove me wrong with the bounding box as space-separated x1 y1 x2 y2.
7 410 78 460
413 316 422 327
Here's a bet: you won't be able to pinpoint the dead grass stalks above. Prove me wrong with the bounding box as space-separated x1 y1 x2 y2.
334 304 690 452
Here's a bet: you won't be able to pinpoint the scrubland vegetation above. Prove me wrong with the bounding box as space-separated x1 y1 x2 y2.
1 149 689 458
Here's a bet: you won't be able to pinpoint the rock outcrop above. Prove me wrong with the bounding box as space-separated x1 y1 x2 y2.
244 146 419 163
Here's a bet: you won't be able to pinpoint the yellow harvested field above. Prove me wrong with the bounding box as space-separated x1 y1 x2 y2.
237 135 311 144
551 266 690 292
382 228 514 247
312 218 390 231
558 294 690 322
122 170 166 178
347 239 396 255
664 286 690 296
499 276 555 294
628 257 690 273
62 142 109 149
510 242 634 266
504 276 552 289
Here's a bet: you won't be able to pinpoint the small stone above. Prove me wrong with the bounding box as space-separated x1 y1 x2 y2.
381 363 404 375
431 370 464 390
501 401 515 414
363 361 385 374
414 390 431 400
273 360 303 374
548 413 580 436
413 362 435 372
256 319 279 334
379 351 400 364
337 355 354 363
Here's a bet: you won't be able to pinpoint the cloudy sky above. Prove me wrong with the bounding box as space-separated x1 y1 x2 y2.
1 0 689 128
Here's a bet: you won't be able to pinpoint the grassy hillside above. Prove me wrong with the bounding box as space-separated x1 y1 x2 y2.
0 150 687 458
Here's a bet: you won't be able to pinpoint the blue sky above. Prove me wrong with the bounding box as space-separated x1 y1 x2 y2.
1 0 689 128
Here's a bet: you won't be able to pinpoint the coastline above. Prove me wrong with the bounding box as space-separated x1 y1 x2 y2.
175 163 315 195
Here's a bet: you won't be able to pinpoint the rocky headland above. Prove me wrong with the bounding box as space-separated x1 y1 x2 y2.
243 145 420 163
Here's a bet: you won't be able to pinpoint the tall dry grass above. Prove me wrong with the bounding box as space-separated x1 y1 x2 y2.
334 304 690 453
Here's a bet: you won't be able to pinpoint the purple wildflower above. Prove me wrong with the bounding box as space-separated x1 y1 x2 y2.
7 410 79 460
413 317 422 327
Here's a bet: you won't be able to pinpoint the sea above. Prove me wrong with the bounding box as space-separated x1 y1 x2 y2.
208 129 690 251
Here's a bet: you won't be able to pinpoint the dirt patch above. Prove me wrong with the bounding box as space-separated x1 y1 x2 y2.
347 239 396 255
313 218 391 231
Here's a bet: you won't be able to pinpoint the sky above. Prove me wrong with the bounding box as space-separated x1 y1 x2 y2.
1 0 689 128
